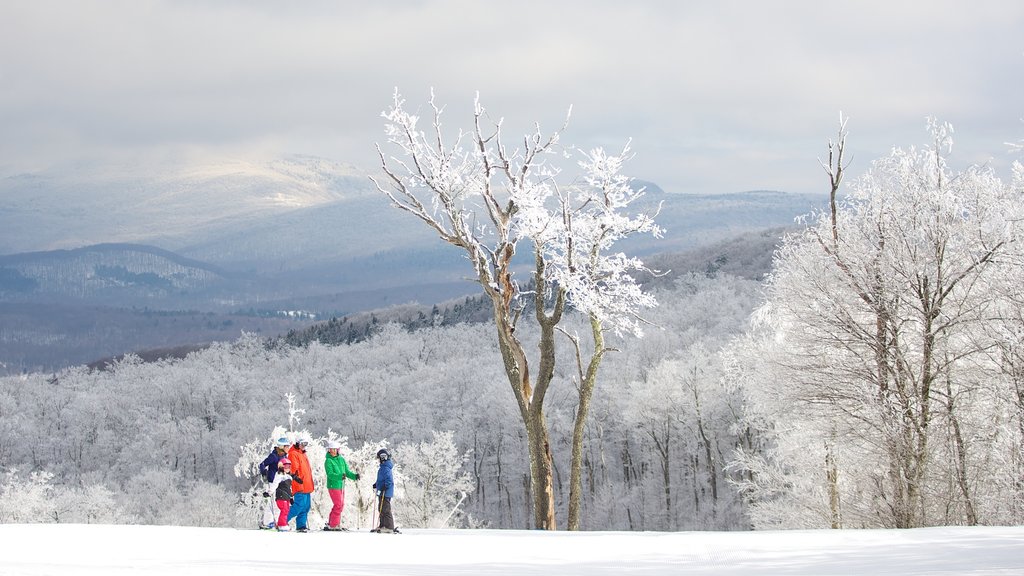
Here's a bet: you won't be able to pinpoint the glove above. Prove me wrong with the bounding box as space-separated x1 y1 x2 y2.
372 482 376 490
262 491 270 498
354 473 360 480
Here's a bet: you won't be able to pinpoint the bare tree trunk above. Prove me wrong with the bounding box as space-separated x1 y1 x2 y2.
691 374 718 507
944 373 977 525
651 424 672 530
825 438 842 529
526 410 557 529
567 314 606 530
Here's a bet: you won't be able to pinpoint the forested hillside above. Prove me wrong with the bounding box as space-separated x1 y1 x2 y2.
0 273 762 530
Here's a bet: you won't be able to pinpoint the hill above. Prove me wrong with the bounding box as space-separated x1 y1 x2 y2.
0 223 802 374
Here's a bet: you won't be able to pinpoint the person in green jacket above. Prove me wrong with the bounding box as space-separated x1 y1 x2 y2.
324 440 360 531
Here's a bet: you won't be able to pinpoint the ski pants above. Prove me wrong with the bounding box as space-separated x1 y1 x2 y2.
287 492 311 529
328 488 345 528
276 499 291 528
378 496 394 531
262 484 276 526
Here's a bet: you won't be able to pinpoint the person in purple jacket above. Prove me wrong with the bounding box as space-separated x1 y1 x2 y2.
257 436 290 529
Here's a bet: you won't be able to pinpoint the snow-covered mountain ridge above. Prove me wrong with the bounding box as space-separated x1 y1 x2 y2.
0 155 379 255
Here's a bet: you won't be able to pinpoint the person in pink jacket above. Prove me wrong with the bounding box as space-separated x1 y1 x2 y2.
269 458 302 532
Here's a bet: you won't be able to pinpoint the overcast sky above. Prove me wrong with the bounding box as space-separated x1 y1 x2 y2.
2 0 1023 194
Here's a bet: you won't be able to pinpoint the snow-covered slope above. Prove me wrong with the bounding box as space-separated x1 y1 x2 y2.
2 524 1023 575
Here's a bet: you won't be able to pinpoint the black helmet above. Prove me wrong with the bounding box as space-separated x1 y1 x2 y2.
376 448 390 462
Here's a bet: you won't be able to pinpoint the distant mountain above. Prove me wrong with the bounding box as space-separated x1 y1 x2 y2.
1 155 825 266
0 155 379 256
615 188 821 256
0 243 230 306
0 155 828 374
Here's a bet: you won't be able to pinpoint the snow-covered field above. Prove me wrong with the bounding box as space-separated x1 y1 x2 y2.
1 524 1023 575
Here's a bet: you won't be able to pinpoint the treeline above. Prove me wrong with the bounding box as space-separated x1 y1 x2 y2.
277 227 786 350
278 294 492 348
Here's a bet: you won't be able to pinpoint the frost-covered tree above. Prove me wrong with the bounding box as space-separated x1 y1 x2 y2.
737 118 1023 528
396 430 475 528
371 90 660 529
0 469 119 525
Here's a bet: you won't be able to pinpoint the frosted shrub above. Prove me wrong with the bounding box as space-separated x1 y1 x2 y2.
397 431 475 528
170 481 238 528
0 469 55 523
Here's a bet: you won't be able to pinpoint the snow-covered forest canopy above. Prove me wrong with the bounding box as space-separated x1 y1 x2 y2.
0 270 761 530
2 119 1024 532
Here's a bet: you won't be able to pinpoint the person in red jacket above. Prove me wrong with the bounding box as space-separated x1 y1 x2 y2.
285 437 314 532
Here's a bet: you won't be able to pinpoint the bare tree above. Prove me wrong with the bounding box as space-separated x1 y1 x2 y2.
370 90 660 529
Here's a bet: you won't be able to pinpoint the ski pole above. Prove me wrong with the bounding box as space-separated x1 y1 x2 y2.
370 492 378 531
441 491 467 528
374 492 386 531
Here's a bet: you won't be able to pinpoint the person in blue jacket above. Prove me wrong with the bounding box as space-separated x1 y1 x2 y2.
371 448 399 533
257 436 290 529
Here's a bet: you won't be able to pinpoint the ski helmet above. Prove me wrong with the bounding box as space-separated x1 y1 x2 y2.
376 448 390 462
327 440 342 450
280 457 291 467
275 437 290 448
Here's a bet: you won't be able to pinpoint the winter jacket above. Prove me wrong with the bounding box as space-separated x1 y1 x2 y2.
325 453 359 490
374 458 394 498
258 448 287 483
287 445 314 494
271 471 301 501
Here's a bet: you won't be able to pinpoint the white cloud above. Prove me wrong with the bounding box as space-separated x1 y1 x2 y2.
2 0 1022 193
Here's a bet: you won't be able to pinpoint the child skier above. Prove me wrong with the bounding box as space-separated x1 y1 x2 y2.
371 448 399 534
270 457 302 532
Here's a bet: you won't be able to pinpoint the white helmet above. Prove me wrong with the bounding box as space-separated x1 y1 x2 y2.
326 440 342 450
275 437 290 448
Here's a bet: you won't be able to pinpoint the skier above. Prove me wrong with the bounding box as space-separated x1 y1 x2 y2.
286 437 314 532
324 440 360 531
257 436 290 529
270 457 302 531
371 448 399 534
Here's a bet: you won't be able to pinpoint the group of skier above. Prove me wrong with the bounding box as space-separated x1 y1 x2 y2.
257 436 397 533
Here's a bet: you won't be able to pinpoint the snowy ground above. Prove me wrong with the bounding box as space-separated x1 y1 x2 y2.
1 524 1023 575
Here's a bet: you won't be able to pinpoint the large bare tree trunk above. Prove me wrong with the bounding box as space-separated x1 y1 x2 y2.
526 409 557 529
490 250 563 529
